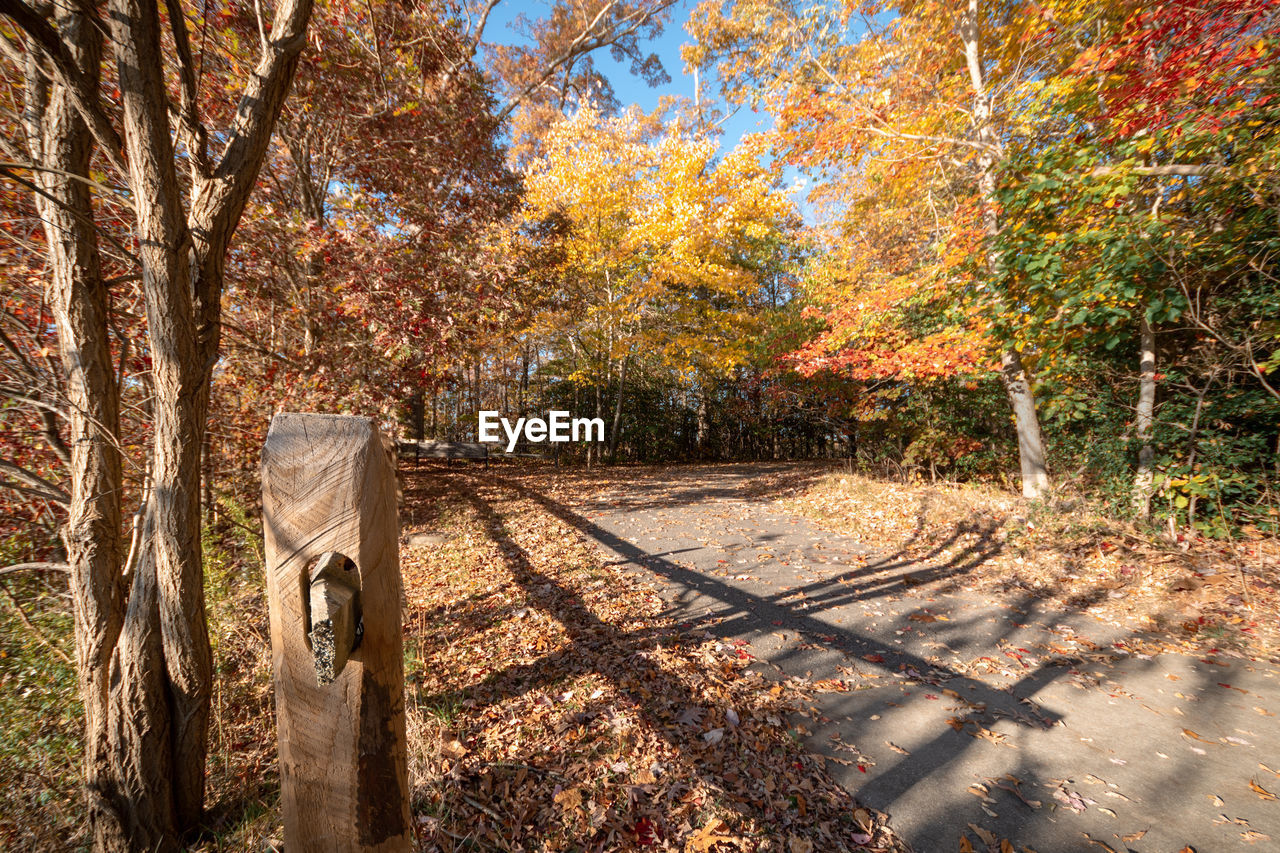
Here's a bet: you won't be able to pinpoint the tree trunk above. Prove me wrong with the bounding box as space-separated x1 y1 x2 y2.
21 15 127 843
608 356 628 463
962 0 1050 499
695 392 709 457
1132 312 1156 518
590 382 602 467
1184 373 1214 531
1000 350 1050 498
107 0 215 831
6 0 313 837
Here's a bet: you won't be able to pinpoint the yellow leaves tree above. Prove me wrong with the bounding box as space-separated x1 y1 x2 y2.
521 103 797 459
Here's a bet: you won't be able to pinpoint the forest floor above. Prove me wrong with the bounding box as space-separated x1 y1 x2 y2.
494 461 1280 853
5 460 1279 851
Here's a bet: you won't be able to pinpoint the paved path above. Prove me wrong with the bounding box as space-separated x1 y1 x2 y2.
532 466 1280 852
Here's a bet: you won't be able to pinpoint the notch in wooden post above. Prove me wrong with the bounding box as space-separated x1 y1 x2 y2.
308 551 362 685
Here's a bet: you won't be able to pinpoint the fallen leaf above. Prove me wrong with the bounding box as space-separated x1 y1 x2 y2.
440 738 468 759
1249 779 1278 801
968 823 996 846
686 818 737 852
787 836 814 853
553 786 583 811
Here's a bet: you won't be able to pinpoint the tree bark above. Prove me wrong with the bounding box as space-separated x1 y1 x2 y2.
0 0 317 844
608 355 628 463
1132 312 1156 518
695 392 709 457
20 9 127 842
999 350 1049 498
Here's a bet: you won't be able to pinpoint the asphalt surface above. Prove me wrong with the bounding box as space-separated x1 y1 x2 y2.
529 465 1280 853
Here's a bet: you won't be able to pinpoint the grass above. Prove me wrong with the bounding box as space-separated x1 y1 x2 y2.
0 571 82 851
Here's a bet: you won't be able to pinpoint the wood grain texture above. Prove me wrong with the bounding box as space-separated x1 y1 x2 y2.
262 413 410 852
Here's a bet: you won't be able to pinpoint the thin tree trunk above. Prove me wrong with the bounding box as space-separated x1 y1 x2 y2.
1184 374 1213 531
22 17 127 844
1132 312 1157 518
999 350 1050 498
608 356 628 463
962 0 1049 499
520 344 529 415
591 381 602 467
695 392 709 457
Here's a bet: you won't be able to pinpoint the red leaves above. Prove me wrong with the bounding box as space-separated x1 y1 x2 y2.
1073 0 1280 137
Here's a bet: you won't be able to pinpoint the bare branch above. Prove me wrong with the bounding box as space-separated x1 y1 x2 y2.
0 0 127 174
162 0 211 176
495 0 676 121
1090 164 1224 178
0 561 70 577
0 459 69 503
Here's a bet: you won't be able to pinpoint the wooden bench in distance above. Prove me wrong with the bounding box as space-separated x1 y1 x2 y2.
398 439 489 465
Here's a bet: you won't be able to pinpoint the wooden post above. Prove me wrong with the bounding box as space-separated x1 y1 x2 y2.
261 413 411 852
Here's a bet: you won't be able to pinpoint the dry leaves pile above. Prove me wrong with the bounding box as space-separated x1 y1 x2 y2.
787 472 1280 661
401 468 905 852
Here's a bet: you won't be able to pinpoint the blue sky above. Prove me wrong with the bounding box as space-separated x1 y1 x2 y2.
483 0 814 217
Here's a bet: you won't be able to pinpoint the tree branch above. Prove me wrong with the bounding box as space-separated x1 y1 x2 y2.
1090 164 1222 178
162 0 211 176
495 0 675 121
0 459 70 504
0 561 70 577
0 0 126 174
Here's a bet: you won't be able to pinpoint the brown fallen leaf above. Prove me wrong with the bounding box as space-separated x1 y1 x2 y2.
686 818 737 852
1121 829 1147 842
975 726 1014 747
1241 830 1271 844
968 823 997 846
1181 728 1216 744
1249 779 1278 801
787 835 814 853
553 786 583 811
1081 833 1117 852
886 741 911 755
440 738 468 759
958 836 975 853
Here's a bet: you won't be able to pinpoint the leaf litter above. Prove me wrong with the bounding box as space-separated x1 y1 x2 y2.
399 467 906 851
